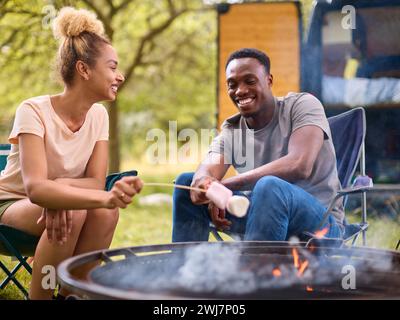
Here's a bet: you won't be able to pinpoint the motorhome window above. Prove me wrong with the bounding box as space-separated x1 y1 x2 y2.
321 7 400 107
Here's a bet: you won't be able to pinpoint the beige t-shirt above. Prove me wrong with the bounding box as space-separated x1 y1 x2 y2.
0 95 109 200
209 92 344 223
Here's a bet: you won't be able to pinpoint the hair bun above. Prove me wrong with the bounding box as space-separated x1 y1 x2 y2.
53 7 105 39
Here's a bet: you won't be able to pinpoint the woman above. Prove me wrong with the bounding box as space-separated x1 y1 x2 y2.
0 7 142 299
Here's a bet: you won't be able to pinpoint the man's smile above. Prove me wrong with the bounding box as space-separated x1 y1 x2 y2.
236 96 255 107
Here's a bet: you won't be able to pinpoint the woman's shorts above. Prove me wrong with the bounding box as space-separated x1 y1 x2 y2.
0 199 18 221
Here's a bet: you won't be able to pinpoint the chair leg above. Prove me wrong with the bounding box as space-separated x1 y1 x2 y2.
0 259 30 299
1 257 30 287
210 228 224 242
360 223 369 246
360 144 368 246
0 233 33 273
351 233 359 246
0 233 33 299
362 227 367 246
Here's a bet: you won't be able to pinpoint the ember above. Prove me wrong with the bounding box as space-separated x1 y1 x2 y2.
272 268 282 277
314 227 329 239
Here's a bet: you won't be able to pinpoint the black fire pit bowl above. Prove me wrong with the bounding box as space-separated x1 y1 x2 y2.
57 241 400 300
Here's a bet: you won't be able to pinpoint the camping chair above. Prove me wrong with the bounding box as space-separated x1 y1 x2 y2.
0 143 137 298
315 107 370 246
211 107 371 246
0 144 39 298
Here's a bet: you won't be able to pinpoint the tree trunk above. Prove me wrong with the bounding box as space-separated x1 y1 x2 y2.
108 100 120 173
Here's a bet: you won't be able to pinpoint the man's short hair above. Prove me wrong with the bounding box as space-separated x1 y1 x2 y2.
225 48 271 74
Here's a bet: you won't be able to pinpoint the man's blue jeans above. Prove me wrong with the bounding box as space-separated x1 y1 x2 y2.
172 172 343 242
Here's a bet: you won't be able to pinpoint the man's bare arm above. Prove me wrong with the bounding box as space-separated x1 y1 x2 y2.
190 153 230 204
222 125 325 190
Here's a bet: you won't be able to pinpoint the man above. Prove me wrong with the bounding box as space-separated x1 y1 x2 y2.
172 48 343 242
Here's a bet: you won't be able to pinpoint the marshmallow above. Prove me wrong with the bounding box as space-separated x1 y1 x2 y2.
205 182 250 218
226 196 250 218
205 182 233 210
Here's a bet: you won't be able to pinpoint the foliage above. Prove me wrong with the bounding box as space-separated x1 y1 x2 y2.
0 0 216 169
0 0 317 167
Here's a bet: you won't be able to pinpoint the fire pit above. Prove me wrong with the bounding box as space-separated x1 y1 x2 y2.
57 241 400 299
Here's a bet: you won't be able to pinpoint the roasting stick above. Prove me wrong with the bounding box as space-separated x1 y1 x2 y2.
144 182 206 193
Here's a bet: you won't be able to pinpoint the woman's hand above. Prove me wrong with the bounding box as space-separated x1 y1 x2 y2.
208 202 231 231
37 209 72 245
105 176 143 209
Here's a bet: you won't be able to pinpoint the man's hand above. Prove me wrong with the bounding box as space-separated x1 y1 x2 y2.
37 208 72 245
208 202 231 231
190 176 216 205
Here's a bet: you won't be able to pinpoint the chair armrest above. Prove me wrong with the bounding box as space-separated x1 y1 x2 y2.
338 185 373 195
338 175 373 195
337 175 400 195
316 176 373 233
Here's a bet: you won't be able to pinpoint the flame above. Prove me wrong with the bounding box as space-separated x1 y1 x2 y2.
297 260 309 277
306 286 313 292
292 248 300 268
292 247 310 278
272 268 282 277
314 227 329 239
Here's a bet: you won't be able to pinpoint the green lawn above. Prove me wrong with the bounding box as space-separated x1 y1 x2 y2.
346 211 400 249
0 166 188 300
0 201 175 300
1 165 400 299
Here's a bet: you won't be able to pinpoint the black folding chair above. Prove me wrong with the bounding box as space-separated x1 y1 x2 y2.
0 143 137 298
317 107 370 245
0 144 36 298
211 107 371 245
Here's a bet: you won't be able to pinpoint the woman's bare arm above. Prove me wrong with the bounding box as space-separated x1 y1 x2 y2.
19 133 138 209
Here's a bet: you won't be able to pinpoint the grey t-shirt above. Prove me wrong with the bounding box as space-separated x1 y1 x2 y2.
209 92 344 223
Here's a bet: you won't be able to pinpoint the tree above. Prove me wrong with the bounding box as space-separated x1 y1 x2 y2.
0 0 214 171
81 0 213 171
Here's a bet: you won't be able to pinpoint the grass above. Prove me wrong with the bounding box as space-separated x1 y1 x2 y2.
1 162 400 299
347 211 400 249
0 163 192 300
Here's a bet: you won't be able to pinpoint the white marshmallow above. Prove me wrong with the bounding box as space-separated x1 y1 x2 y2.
205 182 233 210
226 196 250 218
